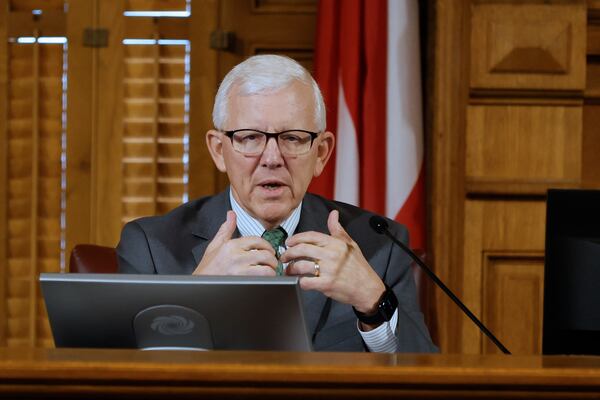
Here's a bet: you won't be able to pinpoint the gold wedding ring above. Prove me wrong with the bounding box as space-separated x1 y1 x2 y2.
313 262 320 277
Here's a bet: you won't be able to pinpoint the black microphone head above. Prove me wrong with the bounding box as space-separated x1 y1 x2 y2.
369 215 388 234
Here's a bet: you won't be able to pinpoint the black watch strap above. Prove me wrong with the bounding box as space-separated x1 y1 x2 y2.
353 284 398 325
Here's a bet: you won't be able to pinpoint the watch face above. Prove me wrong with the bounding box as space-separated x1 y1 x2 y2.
380 288 399 321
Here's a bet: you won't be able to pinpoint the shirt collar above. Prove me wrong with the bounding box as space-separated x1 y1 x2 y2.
229 188 302 237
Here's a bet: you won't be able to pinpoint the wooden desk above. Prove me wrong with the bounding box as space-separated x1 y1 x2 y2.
1 348 600 399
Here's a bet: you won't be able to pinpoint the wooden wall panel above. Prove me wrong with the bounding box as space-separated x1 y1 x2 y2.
482 253 544 355
430 0 470 354
466 104 582 194
587 63 600 96
252 0 316 14
429 0 593 355
470 1 586 91
94 0 125 247
188 0 218 200
589 24 600 54
65 0 95 259
462 199 546 354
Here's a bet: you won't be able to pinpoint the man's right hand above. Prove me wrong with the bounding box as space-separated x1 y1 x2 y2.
193 211 278 276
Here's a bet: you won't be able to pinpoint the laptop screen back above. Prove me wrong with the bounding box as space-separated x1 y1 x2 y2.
40 273 312 351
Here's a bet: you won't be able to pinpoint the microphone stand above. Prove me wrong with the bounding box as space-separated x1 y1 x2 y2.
370 216 511 355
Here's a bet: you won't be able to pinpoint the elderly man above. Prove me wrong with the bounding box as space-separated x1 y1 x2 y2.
117 55 436 353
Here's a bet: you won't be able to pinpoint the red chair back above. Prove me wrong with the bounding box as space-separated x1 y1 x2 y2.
69 244 118 273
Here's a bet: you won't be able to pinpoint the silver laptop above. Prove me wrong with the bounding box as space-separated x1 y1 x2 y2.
40 273 312 351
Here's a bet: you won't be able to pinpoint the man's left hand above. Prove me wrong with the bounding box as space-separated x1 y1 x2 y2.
281 210 386 322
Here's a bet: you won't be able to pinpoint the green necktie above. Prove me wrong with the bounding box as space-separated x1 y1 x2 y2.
262 227 288 276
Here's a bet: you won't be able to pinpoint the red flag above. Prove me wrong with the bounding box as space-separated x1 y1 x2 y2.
311 0 425 249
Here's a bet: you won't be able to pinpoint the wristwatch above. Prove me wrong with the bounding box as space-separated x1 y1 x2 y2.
353 284 398 325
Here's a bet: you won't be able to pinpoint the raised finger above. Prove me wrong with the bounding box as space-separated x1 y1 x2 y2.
207 211 237 249
327 210 353 243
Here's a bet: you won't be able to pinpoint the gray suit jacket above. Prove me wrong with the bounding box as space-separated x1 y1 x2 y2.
117 190 437 353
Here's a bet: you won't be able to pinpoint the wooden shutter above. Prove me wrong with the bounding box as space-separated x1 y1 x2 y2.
4 37 65 348
122 41 189 223
87 0 195 247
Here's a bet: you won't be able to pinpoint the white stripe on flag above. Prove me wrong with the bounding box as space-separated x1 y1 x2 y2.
334 78 359 206
386 0 424 219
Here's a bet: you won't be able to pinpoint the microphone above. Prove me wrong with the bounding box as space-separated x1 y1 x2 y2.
369 216 511 355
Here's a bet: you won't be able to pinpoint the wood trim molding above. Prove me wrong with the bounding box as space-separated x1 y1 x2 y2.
4 349 600 399
250 0 317 14
188 0 219 199
0 0 8 347
480 251 545 355
466 179 580 196
66 0 95 263
430 0 470 353
94 0 125 246
469 91 584 105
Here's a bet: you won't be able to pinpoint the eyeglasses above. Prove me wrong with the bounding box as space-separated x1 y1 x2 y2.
223 129 320 156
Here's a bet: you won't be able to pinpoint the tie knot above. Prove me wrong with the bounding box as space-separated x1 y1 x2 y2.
262 227 287 252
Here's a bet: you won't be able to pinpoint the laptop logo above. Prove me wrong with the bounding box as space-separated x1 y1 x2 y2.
150 315 195 335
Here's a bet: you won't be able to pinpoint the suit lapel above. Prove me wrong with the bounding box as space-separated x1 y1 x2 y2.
295 194 332 337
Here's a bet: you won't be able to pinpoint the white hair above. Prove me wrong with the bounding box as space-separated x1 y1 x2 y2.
212 54 326 132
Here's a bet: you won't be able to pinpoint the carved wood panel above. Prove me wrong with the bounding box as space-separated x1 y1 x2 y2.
482 252 544 355
465 104 582 194
470 1 586 91
462 199 546 354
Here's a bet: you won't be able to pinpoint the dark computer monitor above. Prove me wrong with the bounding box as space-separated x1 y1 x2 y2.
543 189 600 355
40 273 312 351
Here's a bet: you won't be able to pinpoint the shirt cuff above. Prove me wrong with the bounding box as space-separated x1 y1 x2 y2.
357 308 399 353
